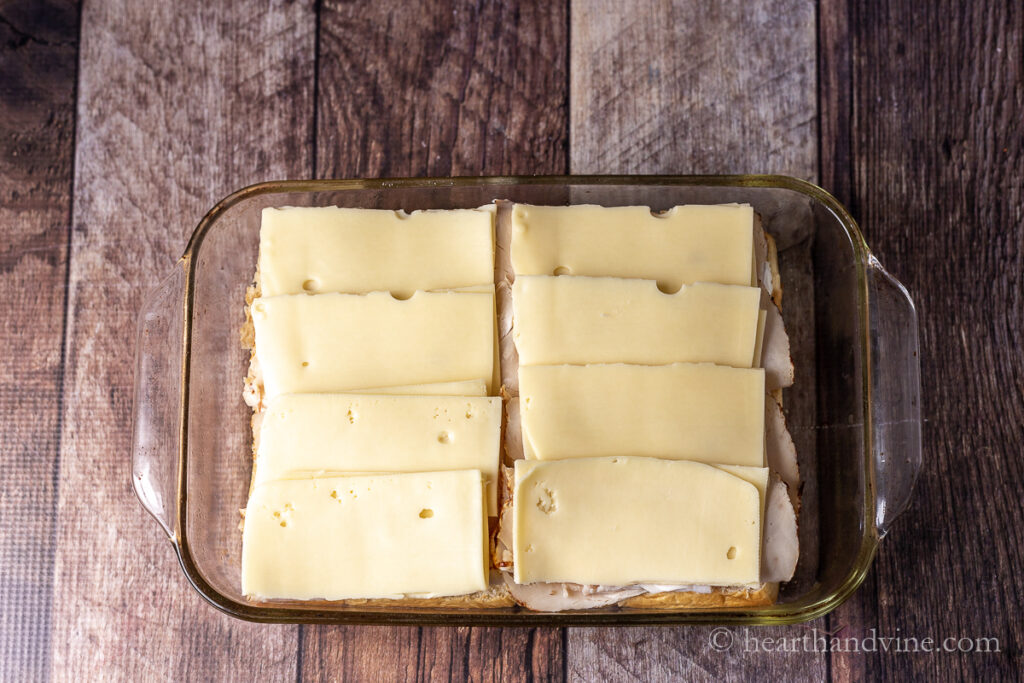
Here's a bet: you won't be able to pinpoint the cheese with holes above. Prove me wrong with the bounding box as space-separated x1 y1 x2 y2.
251 289 495 400
510 203 754 291
513 457 762 586
255 393 502 514
519 363 765 466
242 470 488 599
512 276 761 367
258 206 495 298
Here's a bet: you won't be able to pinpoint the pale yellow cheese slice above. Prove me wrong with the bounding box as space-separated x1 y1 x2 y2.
513 457 762 586
255 393 502 514
348 379 488 397
752 309 768 368
258 206 495 298
519 363 765 467
715 465 770 520
251 289 495 400
427 283 501 392
242 470 488 600
510 203 754 291
511 276 761 367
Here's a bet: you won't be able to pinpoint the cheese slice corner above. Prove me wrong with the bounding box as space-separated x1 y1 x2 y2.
714 464 770 521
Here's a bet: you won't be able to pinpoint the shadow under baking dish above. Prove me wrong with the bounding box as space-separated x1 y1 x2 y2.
131 175 921 625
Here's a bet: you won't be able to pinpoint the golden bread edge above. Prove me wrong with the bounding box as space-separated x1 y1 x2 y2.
278 578 513 609
620 582 779 609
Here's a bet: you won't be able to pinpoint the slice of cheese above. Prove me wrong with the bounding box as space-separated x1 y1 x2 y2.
598 464 769 595
255 393 502 514
513 457 762 586
752 309 768 368
242 470 488 600
251 289 495 400
348 379 488 397
512 276 761 368
427 283 501 392
715 465 770 520
510 203 754 291
258 206 495 298
519 363 765 467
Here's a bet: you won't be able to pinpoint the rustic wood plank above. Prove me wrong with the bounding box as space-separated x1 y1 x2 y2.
817 2 876 682
304 626 564 682
821 0 1024 679
818 0 854 210
567 1 825 679
302 1 568 679
0 1 78 680
315 0 567 179
570 0 817 178
50 1 315 680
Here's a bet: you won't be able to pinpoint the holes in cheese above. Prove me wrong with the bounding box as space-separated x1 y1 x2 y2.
241 471 488 600
254 394 502 514
258 206 495 297
510 203 754 291
252 289 496 400
512 458 763 586
511 276 762 368
518 363 765 467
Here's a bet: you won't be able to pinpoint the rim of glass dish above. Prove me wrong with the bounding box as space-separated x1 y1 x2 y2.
171 175 880 625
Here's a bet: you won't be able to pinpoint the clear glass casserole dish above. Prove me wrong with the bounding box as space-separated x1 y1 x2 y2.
131 175 921 625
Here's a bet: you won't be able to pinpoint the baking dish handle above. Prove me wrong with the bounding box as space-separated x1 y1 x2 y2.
866 255 922 537
131 262 187 542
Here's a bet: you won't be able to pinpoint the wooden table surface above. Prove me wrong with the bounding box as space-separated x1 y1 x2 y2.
3 0 1022 680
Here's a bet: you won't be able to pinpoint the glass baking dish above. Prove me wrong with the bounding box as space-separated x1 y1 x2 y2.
131 176 921 625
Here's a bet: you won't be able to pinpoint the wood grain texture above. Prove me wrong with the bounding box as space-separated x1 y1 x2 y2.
303 626 564 682
817 3 874 683
821 0 1024 679
570 0 817 177
817 7 879 682
51 1 314 680
302 1 568 679
0 1 78 680
316 0 567 179
568 1 824 679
